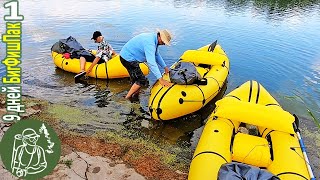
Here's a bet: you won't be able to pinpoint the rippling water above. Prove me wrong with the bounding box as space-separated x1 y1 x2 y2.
1 0 320 175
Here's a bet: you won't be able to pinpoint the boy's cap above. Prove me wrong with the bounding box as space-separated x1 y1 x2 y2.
91 31 102 40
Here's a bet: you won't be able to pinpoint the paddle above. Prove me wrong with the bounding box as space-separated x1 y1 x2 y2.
293 115 316 180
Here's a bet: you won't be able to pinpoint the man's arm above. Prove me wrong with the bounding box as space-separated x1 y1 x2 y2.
144 44 162 80
155 50 167 68
155 51 169 75
145 44 172 87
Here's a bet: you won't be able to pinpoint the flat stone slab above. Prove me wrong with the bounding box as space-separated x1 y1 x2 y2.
0 151 145 180
44 152 145 180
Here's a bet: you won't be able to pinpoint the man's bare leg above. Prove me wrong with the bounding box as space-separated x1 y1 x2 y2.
125 83 141 99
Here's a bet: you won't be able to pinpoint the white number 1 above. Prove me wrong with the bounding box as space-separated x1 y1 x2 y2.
4 1 24 21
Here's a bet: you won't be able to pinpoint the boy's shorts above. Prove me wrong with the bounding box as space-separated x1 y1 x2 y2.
82 54 105 64
120 56 148 87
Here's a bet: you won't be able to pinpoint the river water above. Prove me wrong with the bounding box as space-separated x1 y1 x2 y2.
0 0 319 176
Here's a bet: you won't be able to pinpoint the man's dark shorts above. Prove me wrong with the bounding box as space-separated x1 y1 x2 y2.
82 54 105 64
120 56 148 87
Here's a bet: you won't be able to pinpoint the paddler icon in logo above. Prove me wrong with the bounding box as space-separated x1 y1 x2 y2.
1 119 61 180
11 128 48 177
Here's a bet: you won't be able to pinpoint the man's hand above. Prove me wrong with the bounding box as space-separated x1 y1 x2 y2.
159 78 173 87
164 67 170 75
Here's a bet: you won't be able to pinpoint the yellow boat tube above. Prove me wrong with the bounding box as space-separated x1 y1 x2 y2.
189 80 312 180
148 41 229 120
51 51 149 79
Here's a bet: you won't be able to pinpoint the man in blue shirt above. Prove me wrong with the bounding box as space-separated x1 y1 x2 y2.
120 29 173 99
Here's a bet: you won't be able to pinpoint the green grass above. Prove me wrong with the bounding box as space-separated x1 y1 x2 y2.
95 130 190 171
47 104 87 124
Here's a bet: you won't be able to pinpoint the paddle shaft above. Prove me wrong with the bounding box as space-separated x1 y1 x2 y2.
296 131 315 180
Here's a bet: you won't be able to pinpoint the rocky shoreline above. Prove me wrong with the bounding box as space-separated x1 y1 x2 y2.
0 95 188 180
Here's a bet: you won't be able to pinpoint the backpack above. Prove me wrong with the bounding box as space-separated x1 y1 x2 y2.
51 36 91 59
51 41 65 54
169 62 201 85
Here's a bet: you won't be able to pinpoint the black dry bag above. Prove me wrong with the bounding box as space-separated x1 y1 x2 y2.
169 62 201 85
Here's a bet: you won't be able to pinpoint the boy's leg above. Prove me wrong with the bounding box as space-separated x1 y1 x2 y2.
80 56 86 72
74 56 87 79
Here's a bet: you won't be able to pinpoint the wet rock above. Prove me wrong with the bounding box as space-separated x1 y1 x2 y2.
141 120 149 128
246 124 259 135
238 127 249 134
190 126 204 149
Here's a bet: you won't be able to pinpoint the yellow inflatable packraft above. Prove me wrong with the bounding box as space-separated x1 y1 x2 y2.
188 80 313 180
51 51 149 79
148 41 229 120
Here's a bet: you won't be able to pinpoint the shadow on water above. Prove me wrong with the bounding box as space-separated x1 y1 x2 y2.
225 0 320 9
172 0 320 19
251 0 320 11
250 0 320 21
174 0 320 11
